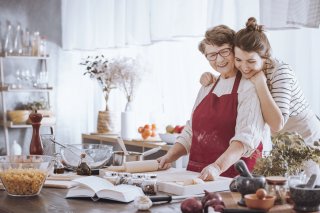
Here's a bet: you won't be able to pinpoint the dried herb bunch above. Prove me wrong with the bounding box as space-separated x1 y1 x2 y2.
80 55 119 111
253 132 320 177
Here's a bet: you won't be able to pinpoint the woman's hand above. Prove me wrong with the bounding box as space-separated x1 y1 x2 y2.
157 155 172 170
198 163 221 181
200 72 216 86
249 71 267 86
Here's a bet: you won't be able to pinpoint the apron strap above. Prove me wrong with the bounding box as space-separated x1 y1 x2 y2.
209 76 221 93
231 71 242 94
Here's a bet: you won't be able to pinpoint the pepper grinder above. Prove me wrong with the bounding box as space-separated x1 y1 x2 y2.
29 110 44 155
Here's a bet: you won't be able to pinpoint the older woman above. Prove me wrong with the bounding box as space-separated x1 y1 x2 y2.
201 18 320 182
158 25 268 180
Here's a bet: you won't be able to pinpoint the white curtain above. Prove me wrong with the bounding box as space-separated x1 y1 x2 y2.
56 0 320 144
61 0 209 50
260 0 320 29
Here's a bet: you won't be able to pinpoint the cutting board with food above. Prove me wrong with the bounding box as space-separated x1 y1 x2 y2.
154 169 232 196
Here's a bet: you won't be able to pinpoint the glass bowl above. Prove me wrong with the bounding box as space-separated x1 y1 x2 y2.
0 155 54 196
60 144 113 170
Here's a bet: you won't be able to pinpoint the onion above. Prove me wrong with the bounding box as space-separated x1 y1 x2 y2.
201 190 223 206
203 198 225 213
180 197 203 213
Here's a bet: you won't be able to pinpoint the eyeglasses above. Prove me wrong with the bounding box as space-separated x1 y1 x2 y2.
205 48 232 61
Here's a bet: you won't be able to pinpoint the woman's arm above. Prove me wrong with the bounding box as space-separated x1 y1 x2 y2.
251 71 284 132
199 141 244 180
157 142 188 169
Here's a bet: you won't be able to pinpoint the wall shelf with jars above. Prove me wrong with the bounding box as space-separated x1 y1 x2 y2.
0 22 54 155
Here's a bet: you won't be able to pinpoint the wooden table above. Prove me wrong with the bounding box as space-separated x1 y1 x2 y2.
82 133 171 152
0 188 295 213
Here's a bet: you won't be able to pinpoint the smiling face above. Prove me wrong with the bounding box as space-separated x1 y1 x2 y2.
205 43 237 78
234 47 265 79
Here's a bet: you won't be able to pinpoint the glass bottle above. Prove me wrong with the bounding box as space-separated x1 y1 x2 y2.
53 153 65 174
141 174 157 195
76 153 92 176
23 29 32 56
13 24 23 55
29 110 44 155
266 176 287 205
4 24 14 56
31 31 40 56
39 36 47 57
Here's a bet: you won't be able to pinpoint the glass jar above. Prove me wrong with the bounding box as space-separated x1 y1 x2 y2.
141 177 157 195
266 176 287 205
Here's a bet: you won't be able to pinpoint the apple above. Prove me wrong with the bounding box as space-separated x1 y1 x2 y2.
178 125 185 133
174 125 181 133
166 125 175 134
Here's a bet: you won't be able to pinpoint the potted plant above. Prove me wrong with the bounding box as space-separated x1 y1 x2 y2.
80 55 120 133
253 132 320 177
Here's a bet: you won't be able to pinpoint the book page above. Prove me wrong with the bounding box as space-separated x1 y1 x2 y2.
66 186 95 198
73 176 114 193
96 184 143 203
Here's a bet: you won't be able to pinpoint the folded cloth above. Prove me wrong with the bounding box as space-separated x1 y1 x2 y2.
44 180 79 189
47 173 80 181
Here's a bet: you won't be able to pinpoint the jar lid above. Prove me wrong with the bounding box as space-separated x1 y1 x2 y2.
266 176 287 185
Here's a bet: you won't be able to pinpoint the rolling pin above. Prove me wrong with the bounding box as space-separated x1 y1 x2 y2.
124 160 159 173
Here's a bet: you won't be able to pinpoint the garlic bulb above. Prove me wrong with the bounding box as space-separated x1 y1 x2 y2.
134 195 153 210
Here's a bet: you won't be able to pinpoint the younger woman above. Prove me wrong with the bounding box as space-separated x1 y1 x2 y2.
200 17 320 181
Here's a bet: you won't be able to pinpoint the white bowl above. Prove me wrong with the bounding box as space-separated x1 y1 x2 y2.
159 133 179 144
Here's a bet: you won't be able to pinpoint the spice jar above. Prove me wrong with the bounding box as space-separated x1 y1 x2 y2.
266 176 287 205
53 153 65 174
141 175 157 195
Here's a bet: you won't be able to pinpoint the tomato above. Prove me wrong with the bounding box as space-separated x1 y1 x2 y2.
144 124 151 130
138 127 144 133
142 129 152 140
151 123 156 130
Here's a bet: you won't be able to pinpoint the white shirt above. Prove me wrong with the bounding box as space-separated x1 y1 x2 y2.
177 74 270 157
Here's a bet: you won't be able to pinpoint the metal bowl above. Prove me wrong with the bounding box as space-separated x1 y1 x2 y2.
60 144 113 170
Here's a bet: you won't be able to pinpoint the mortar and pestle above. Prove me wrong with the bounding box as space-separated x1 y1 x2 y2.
234 160 266 206
289 174 320 212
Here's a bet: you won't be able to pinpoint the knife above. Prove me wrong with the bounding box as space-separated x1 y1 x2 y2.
149 194 203 203
149 195 266 213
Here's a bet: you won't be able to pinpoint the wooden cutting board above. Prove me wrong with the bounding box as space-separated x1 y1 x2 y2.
153 169 232 195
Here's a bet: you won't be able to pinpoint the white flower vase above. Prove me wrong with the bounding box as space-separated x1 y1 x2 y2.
121 102 136 140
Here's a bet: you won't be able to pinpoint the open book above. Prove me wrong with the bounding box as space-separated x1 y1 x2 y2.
65 176 143 202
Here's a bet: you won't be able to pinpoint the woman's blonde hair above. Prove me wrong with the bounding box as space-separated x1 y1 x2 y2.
234 17 274 70
198 25 235 54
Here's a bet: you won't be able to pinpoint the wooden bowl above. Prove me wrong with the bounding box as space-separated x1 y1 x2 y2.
245 194 276 210
7 110 31 124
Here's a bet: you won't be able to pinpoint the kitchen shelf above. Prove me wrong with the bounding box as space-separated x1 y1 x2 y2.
0 121 56 128
0 56 55 155
3 55 50 60
0 87 53 92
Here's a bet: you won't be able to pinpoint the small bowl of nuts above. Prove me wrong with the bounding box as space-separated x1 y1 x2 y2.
0 155 54 196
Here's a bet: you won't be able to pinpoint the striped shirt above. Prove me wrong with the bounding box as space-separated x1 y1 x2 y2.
265 59 310 124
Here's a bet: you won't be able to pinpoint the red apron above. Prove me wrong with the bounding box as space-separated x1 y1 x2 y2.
187 71 262 178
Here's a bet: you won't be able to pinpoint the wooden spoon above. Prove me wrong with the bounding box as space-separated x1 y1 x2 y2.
117 137 129 156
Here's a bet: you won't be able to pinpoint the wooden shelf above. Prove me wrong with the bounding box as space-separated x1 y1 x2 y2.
0 87 53 92
0 121 55 128
1 55 50 60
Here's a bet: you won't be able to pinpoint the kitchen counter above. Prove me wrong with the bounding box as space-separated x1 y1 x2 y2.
0 188 295 213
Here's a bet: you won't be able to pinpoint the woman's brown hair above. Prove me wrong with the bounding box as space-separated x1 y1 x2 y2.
199 25 235 54
234 17 274 69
